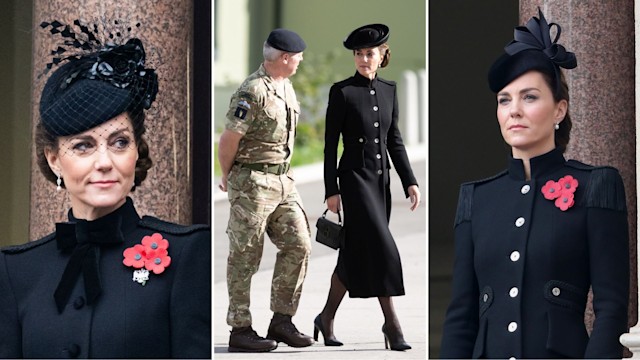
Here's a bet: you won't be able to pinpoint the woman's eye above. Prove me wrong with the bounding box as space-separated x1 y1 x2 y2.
524 94 538 101
111 137 131 150
72 142 93 153
498 97 510 105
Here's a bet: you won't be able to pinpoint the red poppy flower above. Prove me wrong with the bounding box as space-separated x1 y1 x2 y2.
123 244 147 269
555 192 575 211
541 180 561 200
142 232 169 252
145 248 172 274
558 175 578 194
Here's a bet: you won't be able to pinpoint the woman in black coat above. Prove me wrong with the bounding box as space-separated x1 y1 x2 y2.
0 21 210 358
440 10 629 359
314 24 421 351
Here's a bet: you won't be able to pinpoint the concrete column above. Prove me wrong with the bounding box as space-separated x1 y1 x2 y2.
520 0 637 352
29 0 194 240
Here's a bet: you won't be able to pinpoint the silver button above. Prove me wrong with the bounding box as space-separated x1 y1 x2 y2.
508 322 518 332
358 138 364 143
374 122 379 127
377 169 383 175
510 251 520 262
552 287 561 296
370 89 376 95
483 294 488 302
373 106 379 111
376 154 382 159
521 185 530 194
509 287 519 298
509 357 516 360
515 217 525 227
374 138 380 143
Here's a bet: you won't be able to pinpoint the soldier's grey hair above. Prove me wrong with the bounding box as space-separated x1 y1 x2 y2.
263 42 285 61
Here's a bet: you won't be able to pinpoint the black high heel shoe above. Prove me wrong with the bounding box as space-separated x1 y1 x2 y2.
382 324 411 351
313 314 343 346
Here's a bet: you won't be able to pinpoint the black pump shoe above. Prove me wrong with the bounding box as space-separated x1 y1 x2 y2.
382 324 411 351
313 314 343 346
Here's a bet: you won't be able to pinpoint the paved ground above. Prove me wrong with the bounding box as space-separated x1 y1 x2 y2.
212 146 426 359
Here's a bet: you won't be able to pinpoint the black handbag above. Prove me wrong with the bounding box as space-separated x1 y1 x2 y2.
315 209 344 250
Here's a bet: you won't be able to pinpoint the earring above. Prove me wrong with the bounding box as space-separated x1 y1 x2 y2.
554 123 560 130
56 174 62 192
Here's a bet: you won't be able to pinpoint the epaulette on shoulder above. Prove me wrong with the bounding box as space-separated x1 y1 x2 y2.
1 232 56 254
139 216 210 236
454 170 508 227
378 77 396 86
569 164 627 212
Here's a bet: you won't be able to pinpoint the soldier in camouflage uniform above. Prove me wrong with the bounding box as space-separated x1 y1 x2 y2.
217 28 314 352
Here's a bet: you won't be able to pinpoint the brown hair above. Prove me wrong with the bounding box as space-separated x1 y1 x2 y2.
541 70 572 152
35 109 153 191
379 43 391 68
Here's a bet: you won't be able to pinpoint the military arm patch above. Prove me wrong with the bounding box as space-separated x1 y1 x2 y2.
234 100 251 120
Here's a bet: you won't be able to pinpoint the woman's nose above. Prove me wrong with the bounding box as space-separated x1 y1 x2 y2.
93 144 113 170
509 100 522 118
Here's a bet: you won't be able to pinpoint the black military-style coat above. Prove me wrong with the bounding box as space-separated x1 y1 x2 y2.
0 198 211 359
324 71 418 298
440 148 629 359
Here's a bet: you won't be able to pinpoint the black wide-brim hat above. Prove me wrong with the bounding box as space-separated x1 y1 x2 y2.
343 23 389 50
39 56 133 137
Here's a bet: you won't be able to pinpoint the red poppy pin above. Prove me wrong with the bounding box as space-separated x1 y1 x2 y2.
541 175 579 211
123 233 171 285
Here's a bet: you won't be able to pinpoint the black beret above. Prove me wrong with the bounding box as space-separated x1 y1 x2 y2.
266 28 306 53
343 24 389 50
39 38 158 137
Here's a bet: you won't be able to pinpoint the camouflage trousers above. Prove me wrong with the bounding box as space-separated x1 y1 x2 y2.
225 165 312 328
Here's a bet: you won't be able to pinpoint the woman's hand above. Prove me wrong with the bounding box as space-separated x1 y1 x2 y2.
408 185 421 211
327 194 342 213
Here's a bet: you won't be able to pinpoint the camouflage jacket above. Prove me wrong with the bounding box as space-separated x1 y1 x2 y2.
225 64 300 164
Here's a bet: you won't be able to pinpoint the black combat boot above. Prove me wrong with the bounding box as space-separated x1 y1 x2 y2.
266 313 314 347
228 326 278 352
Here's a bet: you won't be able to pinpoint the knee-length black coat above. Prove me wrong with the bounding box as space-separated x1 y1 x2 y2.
324 71 418 298
440 148 629 359
0 198 211 358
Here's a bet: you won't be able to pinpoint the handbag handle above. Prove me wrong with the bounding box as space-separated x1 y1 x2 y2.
322 209 342 225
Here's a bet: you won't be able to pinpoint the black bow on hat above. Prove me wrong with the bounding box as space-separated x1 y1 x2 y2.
53 215 124 313
505 8 576 69
488 8 577 93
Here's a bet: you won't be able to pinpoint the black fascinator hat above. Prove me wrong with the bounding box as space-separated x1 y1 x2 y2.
343 23 389 50
488 8 577 94
38 20 159 137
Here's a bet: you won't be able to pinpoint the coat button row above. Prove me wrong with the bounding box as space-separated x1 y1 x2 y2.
374 138 380 143
552 287 561 296
374 122 380 128
521 184 530 194
510 251 520 262
370 89 376 95
376 154 382 159
359 138 364 143
515 217 525 227
508 321 518 332
373 106 379 111
377 169 383 175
